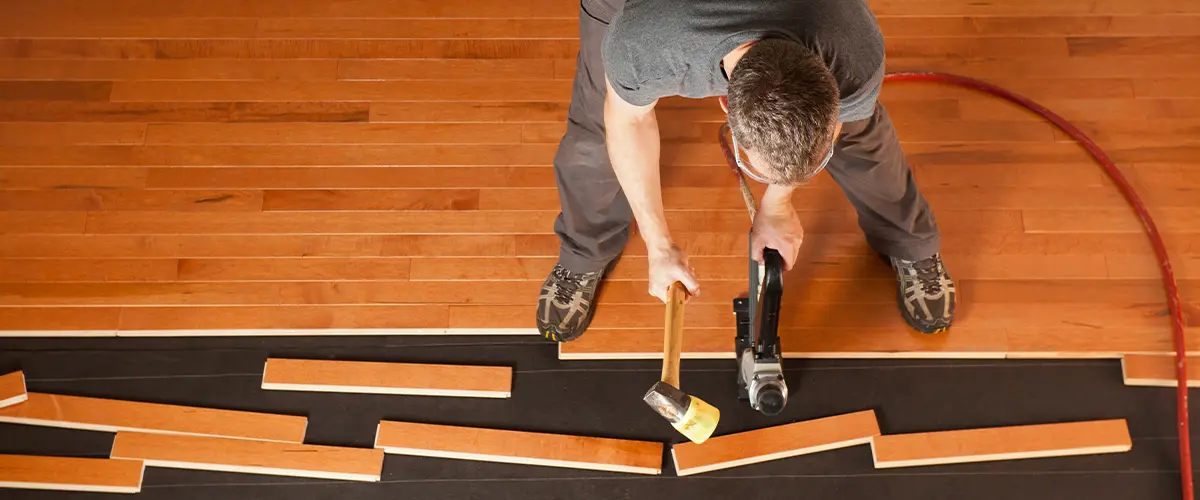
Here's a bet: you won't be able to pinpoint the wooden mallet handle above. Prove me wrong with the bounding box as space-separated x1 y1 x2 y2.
660 281 687 387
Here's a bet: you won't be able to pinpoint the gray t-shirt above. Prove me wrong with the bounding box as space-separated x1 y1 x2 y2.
601 0 886 123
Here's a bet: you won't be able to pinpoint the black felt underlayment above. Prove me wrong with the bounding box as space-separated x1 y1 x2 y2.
0 335 1194 500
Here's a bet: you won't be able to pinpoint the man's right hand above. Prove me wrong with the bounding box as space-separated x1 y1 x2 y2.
647 243 700 303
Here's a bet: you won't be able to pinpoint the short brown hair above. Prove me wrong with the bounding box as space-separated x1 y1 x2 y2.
726 38 839 185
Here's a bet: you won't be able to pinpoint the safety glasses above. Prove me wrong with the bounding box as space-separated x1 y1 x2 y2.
728 130 836 185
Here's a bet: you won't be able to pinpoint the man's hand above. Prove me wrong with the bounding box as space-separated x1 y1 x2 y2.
751 186 803 270
647 243 700 303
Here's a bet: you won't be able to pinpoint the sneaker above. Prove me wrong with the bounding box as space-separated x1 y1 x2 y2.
536 262 610 342
887 253 955 334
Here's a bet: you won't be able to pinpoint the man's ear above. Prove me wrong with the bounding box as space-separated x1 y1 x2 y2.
719 95 729 113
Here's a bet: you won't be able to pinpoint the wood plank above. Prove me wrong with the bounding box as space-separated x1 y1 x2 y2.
117 305 449 332
885 37 1069 58
374 420 663 475
109 81 573 102
1023 209 1200 233
0 18 256 38
0 59 338 81
0 102 371 122
1069 36 1200 56
370 101 570 123
153 39 578 59
1121 354 1200 387
891 56 1200 80
177 258 411 282
0 190 263 212
110 431 383 482
144 123 523 145
877 15 1200 37
1135 78 1200 98
0 307 120 333
261 358 511 398
84 211 559 235
0 455 144 494
0 259 178 283
256 18 577 39
0 283 283 306
0 371 27 408
263 189 479 211
1006 325 1200 358
338 59 559 81
0 145 561 167
0 39 156 59
0 392 307 442
146 167 553 189
0 235 389 258
870 420 1132 468
957 98 1199 122
0 123 146 146
0 167 147 189
0 0 574 19
0 212 85 234
523 120 1057 144
671 410 880 476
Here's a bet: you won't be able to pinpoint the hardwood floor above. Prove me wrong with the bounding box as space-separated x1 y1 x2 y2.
0 1 1196 359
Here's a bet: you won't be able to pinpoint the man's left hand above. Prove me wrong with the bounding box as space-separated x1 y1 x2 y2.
751 197 803 271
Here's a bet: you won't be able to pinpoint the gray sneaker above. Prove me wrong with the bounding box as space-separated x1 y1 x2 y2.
888 253 955 334
536 263 609 342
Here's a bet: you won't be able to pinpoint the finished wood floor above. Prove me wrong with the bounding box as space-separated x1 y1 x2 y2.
0 0 1196 359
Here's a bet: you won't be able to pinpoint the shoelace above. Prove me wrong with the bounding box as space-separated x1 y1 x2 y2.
550 266 590 304
911 258 944 295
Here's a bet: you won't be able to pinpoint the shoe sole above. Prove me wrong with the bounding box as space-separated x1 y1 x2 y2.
537 256 621 343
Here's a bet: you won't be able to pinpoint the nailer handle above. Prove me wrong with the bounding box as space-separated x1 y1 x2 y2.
661 281 687 387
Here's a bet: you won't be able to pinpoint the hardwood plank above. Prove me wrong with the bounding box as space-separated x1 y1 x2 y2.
177 258 411 282
0 18 258 38
110 431 383 482
85 211 559 235
672 410 880 476
154 39 578 59
957 98 1199 122
0 0 574 18
0 235 389 258
263 189 479 211
0 102 371 122
0 455 143 494
0 371 26 408
374 420 662 475
0 59 338 81
0 39 156 59
338 59 558 81
1023 209 1200 233
261 358 511 398
0 307 120 333
370 101 570 123
880 78 1135 100
1135 165 1200 187
257 19 577 39
144 123 523 145
145 167 554 189
0 167 147 189
1121 354 1200 387
0 190 263 212
870 420 1132 468
0 123 145 145
1005 325 1199 358
1069 36 1200 56
0 212 86 234
109 81 573 102
876 15 1200 37
0 283 283 306
885 37 1069 58
0 145 557 167
523 120 1057 144
891 56 1200 80
117 305 449 332
916 164 1106 187
0 259 178 283
1108 255 1200 280
1135 78 1200 98
0 392 307 442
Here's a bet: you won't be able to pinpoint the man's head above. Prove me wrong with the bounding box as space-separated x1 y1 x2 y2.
724 38 840 185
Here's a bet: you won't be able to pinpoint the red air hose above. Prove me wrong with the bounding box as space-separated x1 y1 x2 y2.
720 71 1193 499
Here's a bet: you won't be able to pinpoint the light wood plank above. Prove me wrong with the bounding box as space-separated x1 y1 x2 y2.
0 123 145 146
1121 354 1200 387
672 410 880 476
0 59 338 81
177 258 411 282
374 420 663 475
110 81 574 102
1023 209 1200 233
144 123 524 145
263 189 479 211
84 211 560 235
0 259 178 283
870 420 1132 468
0 190 263 212
117 305 449 331
0 102 370 123
0 283 283 306
261 358 511 398
0 371 27 408
0 392 307 442
0 212 85 234
0 0 574 19
256 18 577 39
338 59 559 81
0 307 120 333
110 431 383 482
0 39 156 59
0 235 390 258
0 455 143 494
0 18 258 38
153 39 579 59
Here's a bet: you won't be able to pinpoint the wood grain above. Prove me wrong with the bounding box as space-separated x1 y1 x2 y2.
0 454 144 494
374 420 663 474
176 258 410 282
0 102 370 122
1121 354 1200 387
0 59 338 81
672 410 880 476
261 358 512 398
117 305 449 332
0 370 27 408
0 259 178 283
110 431 383 482
870 420 1133 468
0 392 307 442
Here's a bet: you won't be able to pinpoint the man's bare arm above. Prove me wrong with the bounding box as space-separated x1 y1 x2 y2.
603 77 670 253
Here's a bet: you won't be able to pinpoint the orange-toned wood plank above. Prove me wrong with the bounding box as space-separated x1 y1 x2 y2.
881 78 1135 100
339 59 558 81
0 39 156 59
0 123 145 146
0 283 283 306
0 167 147 189
110 431 383 482
1135 78 1200 98
0 190 262 212
153 39 578 59
0 212 86 234
1069 36 1200 56
117 305 449 332
261 358 511 398
1023 209 1200 233
0 235 389 258
871 420 1132 468
1005 325 1199 358
1109 255 1200 280
916 164 1106 187
0 0 574 18
877 15 1200 37
177 258 410 282
1121 354 1200 387
145 123 522 145
0 102 371 123
1050 119 1200 146
277 281 539 306
0 455 144 494
85 211 558 235
110 81 573 102
672 410 880 476
0 17 255 38
0 59 338 81
263 189 479 211
891 56 1200 80
957 98 1198 122
0 259 177 283
0 392 307 442
1135 165 1200 187
374 420 662 475
256 18 577 39
0 371 27 408
885 37 1069 58
523 120 1057 144
0 307 120 333
147 167 553 189
370 101 570 123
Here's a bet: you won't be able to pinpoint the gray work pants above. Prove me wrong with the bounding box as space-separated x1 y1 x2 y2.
554 0 941 272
